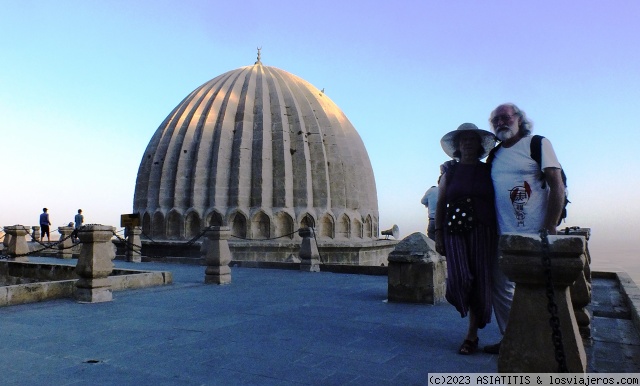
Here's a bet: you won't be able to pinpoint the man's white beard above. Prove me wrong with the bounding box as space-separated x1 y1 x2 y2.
496 127 515 142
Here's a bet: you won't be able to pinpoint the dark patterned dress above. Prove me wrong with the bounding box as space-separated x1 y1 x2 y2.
443 162 497 328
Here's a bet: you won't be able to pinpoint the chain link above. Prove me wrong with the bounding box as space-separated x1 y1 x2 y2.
2 225 324 262
134 226 323 262
540 228 568 373
0 227 76 259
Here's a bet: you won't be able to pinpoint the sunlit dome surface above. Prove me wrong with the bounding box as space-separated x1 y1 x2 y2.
133 57 378 241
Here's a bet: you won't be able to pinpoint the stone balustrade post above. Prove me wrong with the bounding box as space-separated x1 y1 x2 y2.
125 226 142 263
75 225 116 303
498 233 587 373
32 226 41 242
201 226 232 284
4 225 30 262
563 227 592 338
3 228 12 248
58 226 74 259
387 232 446 304
298 227 320 272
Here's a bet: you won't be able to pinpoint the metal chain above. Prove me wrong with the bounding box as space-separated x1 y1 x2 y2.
132 226 320 261
2 224 319 260
0 231 76 259
540 228 568 373
229 229 299 241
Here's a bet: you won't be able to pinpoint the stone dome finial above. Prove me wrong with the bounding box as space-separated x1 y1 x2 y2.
255 47 262 65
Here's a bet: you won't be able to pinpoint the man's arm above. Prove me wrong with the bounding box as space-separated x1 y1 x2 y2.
543 167 565 235
420 191 429 207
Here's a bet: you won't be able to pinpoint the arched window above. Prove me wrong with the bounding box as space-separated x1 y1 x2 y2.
337 214 350 239
251 212 270 239
275 212 294 239
320 214 334 238
167 210 183 240
142 212 151 236
353 219 362 239
301 214 315 230
152 212 165 239
364 215 372 238
207 211 223 226
185 211 201 239
231 213 247 239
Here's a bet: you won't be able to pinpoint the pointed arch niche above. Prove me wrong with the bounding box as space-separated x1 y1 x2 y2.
337 214 350 239
251 211 270 239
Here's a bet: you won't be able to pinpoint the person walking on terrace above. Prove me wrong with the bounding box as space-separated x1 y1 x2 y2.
435 123 498 355
39 207 52 242
72 209 84 243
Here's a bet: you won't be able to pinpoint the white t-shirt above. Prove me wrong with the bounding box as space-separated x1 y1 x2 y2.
491 136 561 235
420 186 439 219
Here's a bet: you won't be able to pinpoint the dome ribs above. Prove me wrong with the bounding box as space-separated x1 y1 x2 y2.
249 66 269 209
134 100 182 212
163 80 220 213
176 74 230 212
227 67 255 210
144 83 213 215
186 77 225 211
190 72 235 212
206 70 244 214
270 68 314 211
265 67 293 210
285 73 331 211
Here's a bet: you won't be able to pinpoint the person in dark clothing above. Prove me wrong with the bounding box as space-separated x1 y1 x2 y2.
435 123 497 355
39 208 52 242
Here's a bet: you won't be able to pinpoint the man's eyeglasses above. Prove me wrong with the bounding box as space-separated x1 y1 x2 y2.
491 113 517 126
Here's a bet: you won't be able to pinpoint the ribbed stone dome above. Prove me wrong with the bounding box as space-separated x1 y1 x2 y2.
133 60 379 241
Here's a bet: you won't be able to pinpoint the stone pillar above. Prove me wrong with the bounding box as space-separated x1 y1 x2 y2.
75 225 116 303
125 226 142 263
58 226 74 259
498 233 587 373
298 227 320 272
387 232 446 304
564 227 592 339
4 225 30 262
201 226 232 284
3 229 12 248
32 226 41 242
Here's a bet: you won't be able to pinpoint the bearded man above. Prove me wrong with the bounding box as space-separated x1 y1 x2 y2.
484 103 565 354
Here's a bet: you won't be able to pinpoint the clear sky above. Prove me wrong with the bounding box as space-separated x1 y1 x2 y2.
2 1 639 278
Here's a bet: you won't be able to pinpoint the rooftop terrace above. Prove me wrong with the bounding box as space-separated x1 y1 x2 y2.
0 257 638 385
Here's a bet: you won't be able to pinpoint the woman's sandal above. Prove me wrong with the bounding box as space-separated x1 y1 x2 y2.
458 337 479 355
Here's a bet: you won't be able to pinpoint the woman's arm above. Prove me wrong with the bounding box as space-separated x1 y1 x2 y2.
434 172 448 255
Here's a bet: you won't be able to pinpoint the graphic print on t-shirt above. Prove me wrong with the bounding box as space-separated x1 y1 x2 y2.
508 181 532 227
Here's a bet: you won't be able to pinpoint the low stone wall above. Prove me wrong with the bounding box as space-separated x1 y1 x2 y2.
594 270 640 336
0 261 172 307
121 239 398 267
0 280 76 306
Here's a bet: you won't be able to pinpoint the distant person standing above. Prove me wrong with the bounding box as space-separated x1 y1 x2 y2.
39 208 52 242
420 178 440 240
72 209 84 243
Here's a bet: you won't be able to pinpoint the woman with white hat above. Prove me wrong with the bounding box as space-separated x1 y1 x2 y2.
435 123 498 355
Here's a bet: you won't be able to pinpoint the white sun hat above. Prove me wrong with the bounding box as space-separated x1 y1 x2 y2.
440 123 497 160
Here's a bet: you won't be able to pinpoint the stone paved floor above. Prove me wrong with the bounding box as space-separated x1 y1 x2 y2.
0 257 638 385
